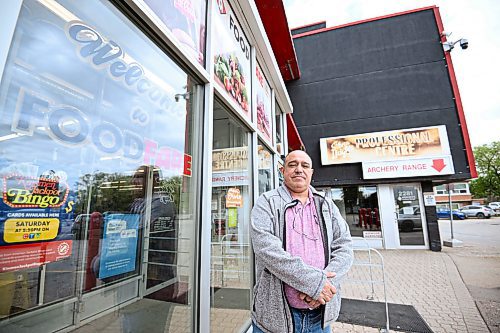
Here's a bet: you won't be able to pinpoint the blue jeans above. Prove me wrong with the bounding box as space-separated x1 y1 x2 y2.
252 308 331 333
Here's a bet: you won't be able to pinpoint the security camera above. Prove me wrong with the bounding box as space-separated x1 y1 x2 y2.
459 38 468 49
174 94 181 102
443 37 469 52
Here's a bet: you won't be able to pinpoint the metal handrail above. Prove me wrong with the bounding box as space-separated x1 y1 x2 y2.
348 237 390 333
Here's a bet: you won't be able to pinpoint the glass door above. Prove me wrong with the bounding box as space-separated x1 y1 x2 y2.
210 100 253 333
392 184 427 247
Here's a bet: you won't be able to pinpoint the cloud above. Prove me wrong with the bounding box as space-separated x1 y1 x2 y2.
284 0 500 147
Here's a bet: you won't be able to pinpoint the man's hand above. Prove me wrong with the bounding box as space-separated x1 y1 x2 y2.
299 272 337 308
299 293 321 308
317 271 337 304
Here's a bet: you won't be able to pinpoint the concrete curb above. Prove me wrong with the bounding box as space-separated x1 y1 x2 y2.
442 253 490 333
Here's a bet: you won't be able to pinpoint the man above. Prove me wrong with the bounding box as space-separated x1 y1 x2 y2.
250 150 353 333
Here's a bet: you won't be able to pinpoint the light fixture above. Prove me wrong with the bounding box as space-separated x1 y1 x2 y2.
174 85 190 102
174 92 190 102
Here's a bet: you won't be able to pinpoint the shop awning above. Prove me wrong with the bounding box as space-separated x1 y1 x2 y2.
287 114 305 151
254 0 300 81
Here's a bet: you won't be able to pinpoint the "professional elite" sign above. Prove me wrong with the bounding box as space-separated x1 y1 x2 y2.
320 125 451 165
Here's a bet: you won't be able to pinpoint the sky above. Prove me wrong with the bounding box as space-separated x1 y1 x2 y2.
283 0 500 148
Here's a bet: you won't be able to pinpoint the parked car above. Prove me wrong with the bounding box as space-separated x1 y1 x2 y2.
458 205 493 219
488 202 500 209
436 208 466 220
397 206 422 232
486 202 500 215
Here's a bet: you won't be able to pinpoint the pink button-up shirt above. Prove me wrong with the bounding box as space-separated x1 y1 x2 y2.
284 190 325 309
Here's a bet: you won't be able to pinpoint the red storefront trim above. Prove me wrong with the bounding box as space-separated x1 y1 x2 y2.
433 7 477 178
255 0 300 81
287 114 305 151
293 6 437 39
291 20 326 32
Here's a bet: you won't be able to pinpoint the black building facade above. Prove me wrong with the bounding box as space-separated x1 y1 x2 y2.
287 7 476 250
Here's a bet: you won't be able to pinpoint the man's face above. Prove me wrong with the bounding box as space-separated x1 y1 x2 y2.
282 151 313 194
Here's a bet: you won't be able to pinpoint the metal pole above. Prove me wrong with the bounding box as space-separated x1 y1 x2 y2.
443 184 462 247
448 184 454 239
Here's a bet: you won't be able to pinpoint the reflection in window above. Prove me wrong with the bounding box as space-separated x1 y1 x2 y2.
393 185 425 245
324 186 381 238
142 0 207 65
210 100 252 332
277 160 284 186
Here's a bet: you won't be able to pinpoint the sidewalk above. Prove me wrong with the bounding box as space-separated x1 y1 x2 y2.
332 249 490 333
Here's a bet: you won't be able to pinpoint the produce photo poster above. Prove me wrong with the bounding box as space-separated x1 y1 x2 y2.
212 0 251 118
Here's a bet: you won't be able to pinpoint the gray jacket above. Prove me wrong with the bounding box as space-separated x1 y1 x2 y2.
250 185 353 333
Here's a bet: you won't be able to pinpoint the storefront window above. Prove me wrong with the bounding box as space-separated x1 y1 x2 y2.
210 100 252 332
0 1 201 331
258 143 273 195
275 102 284 155
326 186 381 238
141 0 207 65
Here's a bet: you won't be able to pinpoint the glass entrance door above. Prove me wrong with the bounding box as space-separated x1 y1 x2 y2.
392 185 426 247
209 100 253 333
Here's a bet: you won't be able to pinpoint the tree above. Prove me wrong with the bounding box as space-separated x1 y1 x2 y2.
470 141 500 201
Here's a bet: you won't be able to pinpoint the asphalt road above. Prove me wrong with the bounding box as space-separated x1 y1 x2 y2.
439 216 500 333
